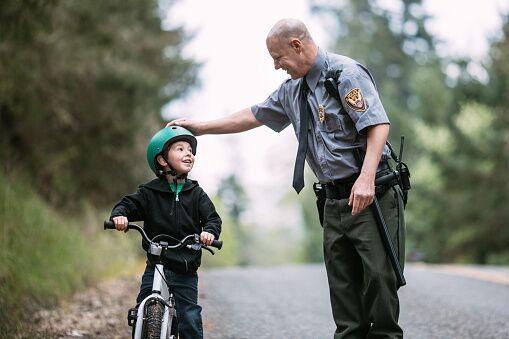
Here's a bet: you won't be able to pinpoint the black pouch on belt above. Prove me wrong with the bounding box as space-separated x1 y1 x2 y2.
313 183 327 227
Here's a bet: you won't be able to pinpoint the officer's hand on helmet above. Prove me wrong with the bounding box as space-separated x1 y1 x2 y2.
166 119 203 136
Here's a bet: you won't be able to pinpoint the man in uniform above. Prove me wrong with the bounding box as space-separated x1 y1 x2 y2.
168 18 405 339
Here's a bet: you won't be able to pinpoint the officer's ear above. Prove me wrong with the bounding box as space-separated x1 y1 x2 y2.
290 38 302 51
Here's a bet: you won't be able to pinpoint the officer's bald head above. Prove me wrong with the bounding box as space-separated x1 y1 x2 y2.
266 18 318 79
267 18 314 44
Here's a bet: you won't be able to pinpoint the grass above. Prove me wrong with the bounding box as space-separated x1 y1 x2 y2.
0 173 139 336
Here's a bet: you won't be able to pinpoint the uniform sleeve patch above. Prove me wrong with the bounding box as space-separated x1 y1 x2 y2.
345 88 366 112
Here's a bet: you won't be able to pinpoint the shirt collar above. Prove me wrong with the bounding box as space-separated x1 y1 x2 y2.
304 47 326 93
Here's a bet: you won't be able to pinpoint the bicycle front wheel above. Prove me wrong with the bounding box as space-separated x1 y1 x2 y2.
143 300 165 339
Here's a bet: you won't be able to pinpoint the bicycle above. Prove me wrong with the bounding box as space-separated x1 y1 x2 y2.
104 220 223 339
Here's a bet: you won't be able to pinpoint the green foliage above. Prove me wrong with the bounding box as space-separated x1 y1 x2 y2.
420 15 509 263
245 224 302 265
211 174 306 266
201 196 243 267
217 174 247 221
408 11 509 264
296 173 324 263
0 0 198 209
0 0 198 332
0 172 137 335
217 174 251 265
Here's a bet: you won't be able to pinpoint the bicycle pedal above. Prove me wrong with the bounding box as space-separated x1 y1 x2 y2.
127 307 138 327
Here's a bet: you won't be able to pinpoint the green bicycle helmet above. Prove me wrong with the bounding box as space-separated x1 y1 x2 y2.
146 126 197 175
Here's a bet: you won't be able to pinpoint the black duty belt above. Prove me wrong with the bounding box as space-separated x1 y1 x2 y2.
325 161 393 200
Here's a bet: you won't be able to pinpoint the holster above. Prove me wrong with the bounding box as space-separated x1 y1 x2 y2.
313 182 327 227
397 162 411 208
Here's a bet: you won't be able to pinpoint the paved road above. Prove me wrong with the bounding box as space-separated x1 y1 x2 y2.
200 263 509 339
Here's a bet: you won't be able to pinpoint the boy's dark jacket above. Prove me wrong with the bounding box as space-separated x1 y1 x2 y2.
110 178 221 273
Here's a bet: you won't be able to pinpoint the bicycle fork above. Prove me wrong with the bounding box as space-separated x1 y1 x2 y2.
133 263 177 339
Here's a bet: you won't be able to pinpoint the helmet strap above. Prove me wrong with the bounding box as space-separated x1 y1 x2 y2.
157 154 188 180
157 169 174 177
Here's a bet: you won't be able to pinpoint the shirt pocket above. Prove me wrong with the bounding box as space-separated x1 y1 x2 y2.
318 111 342 132
318 108 357 143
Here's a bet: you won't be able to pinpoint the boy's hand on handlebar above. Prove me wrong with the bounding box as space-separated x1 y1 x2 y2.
112 216 129 232
200 231 215 246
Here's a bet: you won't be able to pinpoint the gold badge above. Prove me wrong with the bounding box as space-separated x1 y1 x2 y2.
345 88 366 112
318 104 325 123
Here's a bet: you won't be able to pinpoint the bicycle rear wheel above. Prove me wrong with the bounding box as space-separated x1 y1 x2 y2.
143 300 165 339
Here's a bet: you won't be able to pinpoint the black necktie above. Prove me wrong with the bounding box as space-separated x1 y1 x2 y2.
293 78 310 193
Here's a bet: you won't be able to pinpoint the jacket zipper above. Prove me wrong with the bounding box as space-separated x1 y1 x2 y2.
173 180 183 244
175 192 181 236
175 193 189 272
171 180 191 273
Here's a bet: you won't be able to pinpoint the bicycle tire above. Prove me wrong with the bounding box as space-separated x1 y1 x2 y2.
143 300 165 339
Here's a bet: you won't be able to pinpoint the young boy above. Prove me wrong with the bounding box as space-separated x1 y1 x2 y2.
110 126 221 339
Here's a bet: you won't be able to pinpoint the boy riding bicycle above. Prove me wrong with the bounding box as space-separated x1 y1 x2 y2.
109 126 222 339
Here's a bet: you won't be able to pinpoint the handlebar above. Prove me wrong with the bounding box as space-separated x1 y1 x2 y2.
104 220 223 250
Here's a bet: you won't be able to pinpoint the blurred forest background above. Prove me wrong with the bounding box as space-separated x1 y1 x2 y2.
1 0 508 334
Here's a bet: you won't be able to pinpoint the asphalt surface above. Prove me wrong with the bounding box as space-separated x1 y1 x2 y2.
200 263 509 339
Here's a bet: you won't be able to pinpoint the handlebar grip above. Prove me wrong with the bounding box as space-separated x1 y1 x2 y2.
210 240 223 250
104 220 116 230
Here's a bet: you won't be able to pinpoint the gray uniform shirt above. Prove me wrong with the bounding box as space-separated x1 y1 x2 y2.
251 48 391 183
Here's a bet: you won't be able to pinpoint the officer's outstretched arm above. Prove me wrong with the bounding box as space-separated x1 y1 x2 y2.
167 107 262 136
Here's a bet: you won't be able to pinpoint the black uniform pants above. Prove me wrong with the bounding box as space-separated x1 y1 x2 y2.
323 186 406 339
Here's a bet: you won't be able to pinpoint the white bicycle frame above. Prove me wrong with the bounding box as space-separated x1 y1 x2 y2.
133 245 177 339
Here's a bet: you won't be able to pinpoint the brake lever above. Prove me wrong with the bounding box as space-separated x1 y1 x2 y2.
186 242 215 255
187 234 216 254
187 243 202 251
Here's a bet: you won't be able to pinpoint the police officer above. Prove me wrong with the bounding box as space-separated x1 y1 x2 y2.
168 18 405 339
